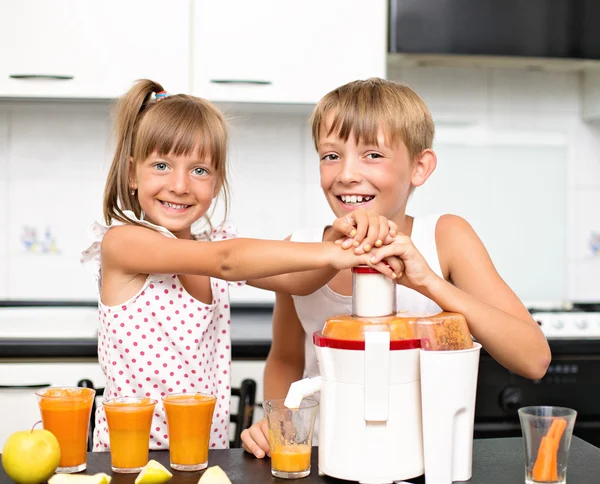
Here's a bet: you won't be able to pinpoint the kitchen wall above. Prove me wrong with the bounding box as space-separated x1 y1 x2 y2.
0 65 598 305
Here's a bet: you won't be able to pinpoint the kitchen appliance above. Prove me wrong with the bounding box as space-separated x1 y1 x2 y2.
285 267 479 484
474 305 600 448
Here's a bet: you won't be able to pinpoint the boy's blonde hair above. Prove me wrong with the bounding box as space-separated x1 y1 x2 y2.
103 79 229 229
311 78 434 160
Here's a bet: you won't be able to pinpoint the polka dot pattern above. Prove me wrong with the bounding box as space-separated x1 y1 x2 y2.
81 212 244 452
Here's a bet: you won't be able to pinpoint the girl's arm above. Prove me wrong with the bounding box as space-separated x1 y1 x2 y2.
241 292 305 458
370 214 551 380
101 225 393 284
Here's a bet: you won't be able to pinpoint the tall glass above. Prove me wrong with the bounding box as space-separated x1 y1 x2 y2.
263 398 319 479
163 393 216 471
518 406 577 484
36 387 95 473
103 397 156 473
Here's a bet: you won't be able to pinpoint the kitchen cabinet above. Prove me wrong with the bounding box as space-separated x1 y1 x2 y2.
0 359 104 448
192 0 387 104
582 69 600 121
0 0 190 99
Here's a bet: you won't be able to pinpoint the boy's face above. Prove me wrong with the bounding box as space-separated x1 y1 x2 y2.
317 128 415 224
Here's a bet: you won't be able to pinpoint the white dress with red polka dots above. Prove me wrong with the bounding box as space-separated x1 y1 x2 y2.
81 210 244 452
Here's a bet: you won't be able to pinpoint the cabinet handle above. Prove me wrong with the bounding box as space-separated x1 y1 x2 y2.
210 79 272 86
0 384 51 389
9 74 74 81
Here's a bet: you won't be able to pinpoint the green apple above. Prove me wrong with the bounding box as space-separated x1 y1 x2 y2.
2 427 61 484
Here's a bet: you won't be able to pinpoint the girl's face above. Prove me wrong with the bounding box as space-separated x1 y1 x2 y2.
130 151 220 239
318 129 426 227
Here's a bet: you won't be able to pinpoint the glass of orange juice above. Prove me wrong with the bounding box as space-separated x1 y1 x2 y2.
103 397 156 473
263 398 319 479
36 386 96 473
162 393 216 471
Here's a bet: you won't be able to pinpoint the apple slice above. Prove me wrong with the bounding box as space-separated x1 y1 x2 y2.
48 473 111 484
198 466 231 484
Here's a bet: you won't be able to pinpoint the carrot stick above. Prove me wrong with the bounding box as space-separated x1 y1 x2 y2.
532 418 568 482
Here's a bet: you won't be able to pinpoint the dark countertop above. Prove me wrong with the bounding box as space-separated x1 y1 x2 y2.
1 437 599 483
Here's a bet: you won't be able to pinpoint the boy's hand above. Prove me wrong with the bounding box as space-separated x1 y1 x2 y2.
369 234 440 291
241 419 270 458
330 209 397 254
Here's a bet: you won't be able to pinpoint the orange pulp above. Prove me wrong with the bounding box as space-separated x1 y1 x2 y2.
271 444 312 473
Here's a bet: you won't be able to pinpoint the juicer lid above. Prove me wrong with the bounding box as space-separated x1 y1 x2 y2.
313 331 421 351
351 265 380 274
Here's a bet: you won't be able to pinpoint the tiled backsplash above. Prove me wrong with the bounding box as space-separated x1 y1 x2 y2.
0 66 598 305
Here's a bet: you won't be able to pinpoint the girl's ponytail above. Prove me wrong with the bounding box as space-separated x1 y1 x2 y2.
103 79 164 225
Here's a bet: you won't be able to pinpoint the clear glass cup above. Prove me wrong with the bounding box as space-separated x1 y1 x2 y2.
162 393 216 471
103 396 156 473
36 386 95 473
518 406 577 484
263 398 319 479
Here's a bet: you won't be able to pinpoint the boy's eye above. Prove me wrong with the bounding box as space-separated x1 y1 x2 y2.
322 154 340 162
366 153 383 159
194 167 208 176
154 162 168 171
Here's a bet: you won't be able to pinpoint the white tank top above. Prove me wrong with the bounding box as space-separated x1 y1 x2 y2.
291 214 444 381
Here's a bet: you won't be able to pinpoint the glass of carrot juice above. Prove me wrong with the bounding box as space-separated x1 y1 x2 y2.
162 393 216 471
103 396 156 473
263 398 319 479
36 386 96 473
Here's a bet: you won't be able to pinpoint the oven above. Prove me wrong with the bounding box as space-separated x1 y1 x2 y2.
474 306 600 447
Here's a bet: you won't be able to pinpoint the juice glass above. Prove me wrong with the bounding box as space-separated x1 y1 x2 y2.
103 397 156 473
163 393 216 471
36 386 95 473
263 398 319 479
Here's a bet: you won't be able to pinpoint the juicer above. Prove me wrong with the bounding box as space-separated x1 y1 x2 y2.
285 266 481 484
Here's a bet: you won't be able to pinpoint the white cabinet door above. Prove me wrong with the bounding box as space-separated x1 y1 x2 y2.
0 0 190 98
193 0 387 104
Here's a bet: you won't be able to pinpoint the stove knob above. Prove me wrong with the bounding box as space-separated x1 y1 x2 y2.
552 319 565 329
575 319 589 330
499 386 523 413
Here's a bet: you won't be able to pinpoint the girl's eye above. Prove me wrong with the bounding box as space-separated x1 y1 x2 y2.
154 162 168 171
322 154 340 162
194 167 208 176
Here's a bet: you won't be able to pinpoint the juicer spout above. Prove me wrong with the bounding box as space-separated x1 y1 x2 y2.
284 376 323 409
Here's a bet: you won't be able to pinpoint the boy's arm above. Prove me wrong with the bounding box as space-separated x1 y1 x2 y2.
241 292 305 458
369 214 551 380
263 292 306 399
430 215 551 379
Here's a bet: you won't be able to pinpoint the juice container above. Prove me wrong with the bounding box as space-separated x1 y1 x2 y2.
36 387 95 473
163 393 216 471
103 397 156 473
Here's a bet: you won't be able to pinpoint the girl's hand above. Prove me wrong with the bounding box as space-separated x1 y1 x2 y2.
330 209 398 254
241 419 270 458
327 243 397 280
368 234 440 292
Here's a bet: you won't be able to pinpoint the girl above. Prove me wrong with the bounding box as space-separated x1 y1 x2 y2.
80 79 396 451
241 77 551 458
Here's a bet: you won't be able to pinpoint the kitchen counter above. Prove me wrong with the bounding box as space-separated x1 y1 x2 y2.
1 437 599 483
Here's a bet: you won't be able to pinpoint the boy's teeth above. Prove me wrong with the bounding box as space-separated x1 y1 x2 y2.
162 201 189 209
340 195 373 204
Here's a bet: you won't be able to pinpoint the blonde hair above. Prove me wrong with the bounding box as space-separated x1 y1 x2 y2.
103 79 229 230
311 77 434 160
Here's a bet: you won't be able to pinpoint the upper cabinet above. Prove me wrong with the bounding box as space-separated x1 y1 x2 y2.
192 0 387 104
0 0 190 99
